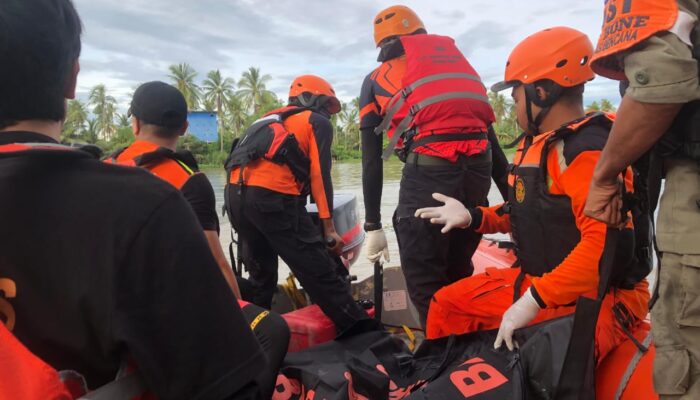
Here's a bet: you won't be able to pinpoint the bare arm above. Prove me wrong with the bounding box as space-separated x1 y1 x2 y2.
204 230 242 300
586 98 681 226
593 96 682 185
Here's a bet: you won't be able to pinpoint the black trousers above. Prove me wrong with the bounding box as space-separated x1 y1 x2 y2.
228 186 370 333
393 153 492 327
240 302 290 400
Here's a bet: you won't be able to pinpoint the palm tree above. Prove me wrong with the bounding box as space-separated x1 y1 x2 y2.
488 92 508 123
339 100 360 151
203 70 236 151
237 67 273 114
88 84 117 141
202 98 216 112
63 99 88 139
600 99 616 112
586 101 601 113
225 96 248 139
116 113 130 128
85 118 99 144
168 63 201 110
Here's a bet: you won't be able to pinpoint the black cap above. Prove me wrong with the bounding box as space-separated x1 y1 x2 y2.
129 81 188 128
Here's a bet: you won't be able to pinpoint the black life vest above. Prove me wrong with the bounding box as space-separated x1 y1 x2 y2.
225 106 311 185
508 113 649 289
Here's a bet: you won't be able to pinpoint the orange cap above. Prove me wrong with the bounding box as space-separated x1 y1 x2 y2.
289 75 341 114
492 27 595 92
373 5 425 47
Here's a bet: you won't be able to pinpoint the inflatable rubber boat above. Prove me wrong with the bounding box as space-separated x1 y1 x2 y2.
272 194 659 400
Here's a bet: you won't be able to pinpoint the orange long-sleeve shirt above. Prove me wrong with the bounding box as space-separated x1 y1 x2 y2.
474 136 648 320
230 109 335 219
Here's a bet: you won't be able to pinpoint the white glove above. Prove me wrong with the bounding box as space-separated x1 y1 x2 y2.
494 288 541 351
365 228 390 263
414 193 472 233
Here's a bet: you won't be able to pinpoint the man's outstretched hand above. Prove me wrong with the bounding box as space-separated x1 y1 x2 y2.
415 193 472 233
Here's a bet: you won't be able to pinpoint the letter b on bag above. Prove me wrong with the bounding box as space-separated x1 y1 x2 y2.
450 357 509 398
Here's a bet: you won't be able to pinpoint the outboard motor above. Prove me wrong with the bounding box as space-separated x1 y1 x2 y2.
306 193 365 268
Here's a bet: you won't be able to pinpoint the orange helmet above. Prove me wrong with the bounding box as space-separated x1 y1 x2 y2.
289 75 341 114
373 5 425 47
491 27 595 93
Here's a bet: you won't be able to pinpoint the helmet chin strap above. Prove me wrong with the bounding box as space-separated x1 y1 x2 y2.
524 83 561 135
294 94 332 117
296 94 319 108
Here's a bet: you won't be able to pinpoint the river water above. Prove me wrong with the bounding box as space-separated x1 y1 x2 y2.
204 160 508 283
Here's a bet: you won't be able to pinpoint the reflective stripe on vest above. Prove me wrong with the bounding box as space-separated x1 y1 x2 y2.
374 34 494 160
375 72 485 135
592 0 679 80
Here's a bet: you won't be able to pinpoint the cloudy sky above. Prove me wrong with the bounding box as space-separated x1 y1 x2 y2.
72 0 619 110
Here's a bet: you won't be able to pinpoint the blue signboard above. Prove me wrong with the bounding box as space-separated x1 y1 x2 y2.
187 111 218 143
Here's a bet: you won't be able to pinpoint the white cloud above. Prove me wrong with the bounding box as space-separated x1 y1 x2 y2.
72 0 620 109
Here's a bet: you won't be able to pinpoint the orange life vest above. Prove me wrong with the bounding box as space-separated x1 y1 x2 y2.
591 0 679 80
109 141 197 190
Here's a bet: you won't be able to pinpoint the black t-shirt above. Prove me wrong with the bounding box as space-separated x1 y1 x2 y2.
181 172 220 233
0 132 265 399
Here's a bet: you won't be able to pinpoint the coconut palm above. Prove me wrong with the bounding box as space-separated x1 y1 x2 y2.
168 63 201 110
63 99 89 139
88 84 117 141
237 67 273 114
202 98 216 113
85 119 100 144
488 92 508 123
586 101 601 113
225 96 248 139
339 100 360 151
116 113 130 128
600 99 616 112
203 70 236 151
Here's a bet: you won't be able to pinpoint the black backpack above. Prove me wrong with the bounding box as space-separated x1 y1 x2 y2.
225 107 311 186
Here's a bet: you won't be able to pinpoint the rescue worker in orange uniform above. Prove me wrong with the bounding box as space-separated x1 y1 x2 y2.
111 81 241 299
415 27 650 361
111 81 289 399
227 75 372 333
584 1 700 397
360 5 495 327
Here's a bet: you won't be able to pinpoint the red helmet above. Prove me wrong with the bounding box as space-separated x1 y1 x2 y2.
289 75 341 114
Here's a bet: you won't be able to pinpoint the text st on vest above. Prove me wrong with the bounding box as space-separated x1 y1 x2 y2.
597 1 651 53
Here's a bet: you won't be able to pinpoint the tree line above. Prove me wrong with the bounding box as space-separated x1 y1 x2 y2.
63 64 362 165
63 64 617 165
488 92 617 147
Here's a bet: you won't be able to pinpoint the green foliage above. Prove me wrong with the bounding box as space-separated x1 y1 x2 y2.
237 67 274 114
63 100 88 140
168 63 201 110
489 92 519 142
89 84 117 141
77 65 365 162
586 99 616 113
332 97 361 158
